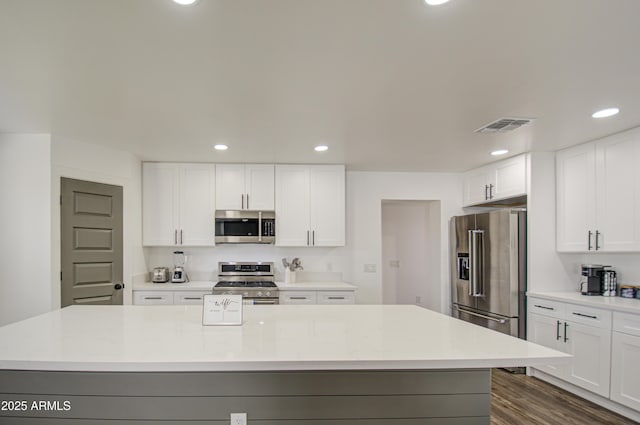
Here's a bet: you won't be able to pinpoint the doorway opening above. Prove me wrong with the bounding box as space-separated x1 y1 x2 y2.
60 178 124 307
381 200 441 311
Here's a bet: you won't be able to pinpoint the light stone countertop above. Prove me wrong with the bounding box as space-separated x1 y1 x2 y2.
133 281 215 291
528 291 640 314
0 305 568 372
275 281 357 291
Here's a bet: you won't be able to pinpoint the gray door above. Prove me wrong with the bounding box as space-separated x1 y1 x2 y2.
475 210 521 318
61 178 123 307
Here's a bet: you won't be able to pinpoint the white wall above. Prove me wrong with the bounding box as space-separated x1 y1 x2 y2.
346 171 463 310
381 200 441 311
0 133 52 326
51 137 144 307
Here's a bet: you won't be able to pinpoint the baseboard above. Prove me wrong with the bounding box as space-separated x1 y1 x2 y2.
530 368 640 423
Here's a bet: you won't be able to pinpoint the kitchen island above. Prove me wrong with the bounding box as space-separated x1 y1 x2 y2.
0 305 568 424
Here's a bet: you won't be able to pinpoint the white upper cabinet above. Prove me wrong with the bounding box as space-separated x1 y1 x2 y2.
215 164 274 211
275 165 345 247
557 127 640 252
462 154 526 206
143 163 215 246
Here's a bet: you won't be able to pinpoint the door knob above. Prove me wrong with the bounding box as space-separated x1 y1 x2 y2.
114 283 124 290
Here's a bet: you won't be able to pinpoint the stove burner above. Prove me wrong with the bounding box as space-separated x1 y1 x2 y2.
215 281 277 288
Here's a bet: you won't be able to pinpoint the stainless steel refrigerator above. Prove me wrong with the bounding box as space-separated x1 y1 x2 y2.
450 209 527 339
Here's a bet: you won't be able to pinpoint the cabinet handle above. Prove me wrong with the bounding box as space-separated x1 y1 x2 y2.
572 312 598 320
534 304 555 311
312 230 315 246
183 297 202 300
144 297 163 300
246 194 249 210
489 184 494 199
587 231 593 251
556 320 562 341
174 230 178 245
484 185 489 200
180 230 183 245
307 230 310 246
595 230 601 251
564 322 569 343
328 297 345 300
241 194 245 209
290 297 308 300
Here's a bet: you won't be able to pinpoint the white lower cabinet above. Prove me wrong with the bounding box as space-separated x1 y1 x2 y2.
528 297 611 398
133 290 209 305
611 312 640 411
280 290 355 305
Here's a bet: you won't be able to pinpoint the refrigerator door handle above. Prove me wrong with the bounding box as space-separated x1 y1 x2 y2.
469 229 485 297
453 305 507 324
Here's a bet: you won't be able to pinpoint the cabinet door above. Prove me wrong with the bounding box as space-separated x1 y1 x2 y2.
173 291 209 305
179 164 216 246
142 163 179 246
595 132 640 251
563 320 611 397
133 291 173 305
309 165 345 246
491 155 526 201
245 164 275 210
611 332 640 411
215 164 245 210
556 144 597 252
317 291 355 304
462 167 491 206
528 313 565 379
275 165 310 246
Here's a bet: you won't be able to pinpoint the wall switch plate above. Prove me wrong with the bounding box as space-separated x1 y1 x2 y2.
230 413 247 425
389 260 400 268
364 264 376 273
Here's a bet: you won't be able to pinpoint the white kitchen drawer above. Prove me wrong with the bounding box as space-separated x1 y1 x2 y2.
565 304 612 329
317 291 355 305
280 291 317 305
614 311 640 337
528 298 565 319
133 291 173 305
174 291 209 305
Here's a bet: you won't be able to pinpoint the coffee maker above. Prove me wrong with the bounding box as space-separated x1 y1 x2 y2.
580 264 606 296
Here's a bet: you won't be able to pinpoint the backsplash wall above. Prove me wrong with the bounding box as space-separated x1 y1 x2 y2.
143 246 349 283
558 253 640 290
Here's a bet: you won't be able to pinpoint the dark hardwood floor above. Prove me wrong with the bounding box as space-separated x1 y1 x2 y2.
491 369 638 425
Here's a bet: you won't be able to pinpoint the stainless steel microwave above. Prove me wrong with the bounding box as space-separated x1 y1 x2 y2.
215 210 275 244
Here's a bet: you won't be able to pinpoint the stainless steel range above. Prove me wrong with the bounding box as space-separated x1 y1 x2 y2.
213 262 279 305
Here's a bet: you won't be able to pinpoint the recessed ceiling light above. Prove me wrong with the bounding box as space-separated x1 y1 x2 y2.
491 149 509 156
592 108 620 118
173 0 198 5
425 0 450 5
314 145 329 152
213 144 228 151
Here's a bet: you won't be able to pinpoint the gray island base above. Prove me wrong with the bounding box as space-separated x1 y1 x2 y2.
0 305 568 424
0 368 490 424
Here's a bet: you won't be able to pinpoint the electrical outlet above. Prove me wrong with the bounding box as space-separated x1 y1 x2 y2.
389 260 400 268
415 296 422 304
230 413 247 425
364 264 377 273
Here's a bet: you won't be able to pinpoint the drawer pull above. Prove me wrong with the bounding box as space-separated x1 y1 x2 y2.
183 297 202 300
290 297 308 300
328 297 345 300
534 304 554 311
144 297 163 300
572 312 598 319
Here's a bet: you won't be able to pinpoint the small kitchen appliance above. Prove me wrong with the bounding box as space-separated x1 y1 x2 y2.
580 264 607 296
152 267 170 283
213 262 279 304
171 251 189 283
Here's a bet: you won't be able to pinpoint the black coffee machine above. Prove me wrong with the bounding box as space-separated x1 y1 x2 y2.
580 264 607 296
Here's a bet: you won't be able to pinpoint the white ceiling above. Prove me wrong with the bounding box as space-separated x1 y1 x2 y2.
1 0 640 171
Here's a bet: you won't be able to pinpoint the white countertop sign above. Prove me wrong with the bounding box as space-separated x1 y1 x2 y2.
0 305 568 372
528 291 640 314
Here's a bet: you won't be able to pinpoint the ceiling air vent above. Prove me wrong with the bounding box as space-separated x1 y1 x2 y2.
475 117 534 133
